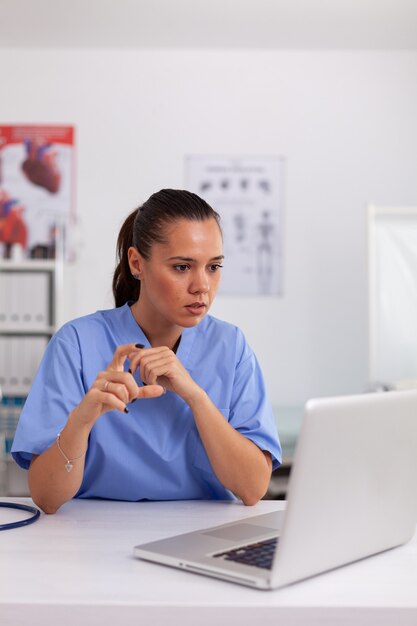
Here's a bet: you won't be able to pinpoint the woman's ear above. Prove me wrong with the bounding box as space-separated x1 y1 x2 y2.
128 246 143 279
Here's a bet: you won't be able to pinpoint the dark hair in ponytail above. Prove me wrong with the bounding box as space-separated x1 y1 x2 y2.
112 189 221 307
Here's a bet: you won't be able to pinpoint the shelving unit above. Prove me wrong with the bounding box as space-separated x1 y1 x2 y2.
0 259 62 495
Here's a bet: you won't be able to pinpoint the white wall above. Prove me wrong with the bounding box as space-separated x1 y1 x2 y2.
1 49 416 405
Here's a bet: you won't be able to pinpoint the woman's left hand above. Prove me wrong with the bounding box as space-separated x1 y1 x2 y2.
129 346 201 403
131 345 271 505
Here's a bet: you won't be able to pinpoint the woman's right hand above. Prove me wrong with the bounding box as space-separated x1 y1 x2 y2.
71 344 165 428
29 345 164 515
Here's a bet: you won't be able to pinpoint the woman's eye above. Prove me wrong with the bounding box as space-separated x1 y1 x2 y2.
174 264 190 272
209 264 223 272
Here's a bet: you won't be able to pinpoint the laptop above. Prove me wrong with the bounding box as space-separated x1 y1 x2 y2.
133 390 417 589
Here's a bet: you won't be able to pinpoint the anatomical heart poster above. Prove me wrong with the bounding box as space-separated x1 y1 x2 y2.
0 125 75 261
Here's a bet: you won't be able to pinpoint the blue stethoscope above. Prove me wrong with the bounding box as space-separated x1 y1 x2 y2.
0 501 41 531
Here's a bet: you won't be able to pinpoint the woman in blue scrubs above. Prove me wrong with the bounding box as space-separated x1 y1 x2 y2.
12 189 281 513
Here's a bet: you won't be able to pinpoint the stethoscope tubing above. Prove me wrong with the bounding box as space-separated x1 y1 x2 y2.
0 501 41 530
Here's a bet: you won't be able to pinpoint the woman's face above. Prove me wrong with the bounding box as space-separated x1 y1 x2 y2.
131 218 224 329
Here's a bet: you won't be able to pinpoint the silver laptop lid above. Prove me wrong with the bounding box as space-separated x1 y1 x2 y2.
271 390 417 587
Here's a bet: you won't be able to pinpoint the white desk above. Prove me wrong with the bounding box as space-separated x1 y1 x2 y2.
1 498 416 626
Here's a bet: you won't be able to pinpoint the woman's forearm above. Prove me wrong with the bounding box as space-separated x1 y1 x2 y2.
186 389 272 505
28 410 92 514
28 350 163 515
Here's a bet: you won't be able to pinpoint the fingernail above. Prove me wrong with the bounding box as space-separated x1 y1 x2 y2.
124 406 129 413
135 343 145 348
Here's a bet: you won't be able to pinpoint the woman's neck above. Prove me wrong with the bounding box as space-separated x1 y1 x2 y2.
129 299 182 350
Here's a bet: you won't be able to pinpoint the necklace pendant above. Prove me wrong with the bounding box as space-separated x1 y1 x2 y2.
65 462 73 472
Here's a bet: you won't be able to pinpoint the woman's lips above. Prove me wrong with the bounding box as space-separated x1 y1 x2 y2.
185 303 207 315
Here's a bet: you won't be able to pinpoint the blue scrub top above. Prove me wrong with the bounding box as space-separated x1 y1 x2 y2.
12 304 281 502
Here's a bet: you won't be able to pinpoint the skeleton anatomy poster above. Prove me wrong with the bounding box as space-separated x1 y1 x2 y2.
186 156 283 296
0 125 75 261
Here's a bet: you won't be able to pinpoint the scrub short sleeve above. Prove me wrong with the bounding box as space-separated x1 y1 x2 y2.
228 348 281 470
11 329 86 469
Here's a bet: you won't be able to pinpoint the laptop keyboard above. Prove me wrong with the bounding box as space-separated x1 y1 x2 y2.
213 537 278 570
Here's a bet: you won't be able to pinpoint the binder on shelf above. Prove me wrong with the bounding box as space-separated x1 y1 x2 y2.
0 336 48 396
0 271 50 331
0 396 26 456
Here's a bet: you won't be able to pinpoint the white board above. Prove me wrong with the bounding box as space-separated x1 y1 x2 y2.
368 206 417 387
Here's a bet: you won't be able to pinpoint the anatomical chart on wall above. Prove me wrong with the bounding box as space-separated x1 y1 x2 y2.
0 125 75 261
186 156 283 296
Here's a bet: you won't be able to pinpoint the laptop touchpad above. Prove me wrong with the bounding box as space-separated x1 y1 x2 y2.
203 523 277 542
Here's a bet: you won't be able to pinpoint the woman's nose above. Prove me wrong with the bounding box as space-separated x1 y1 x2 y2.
189 270 209 294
